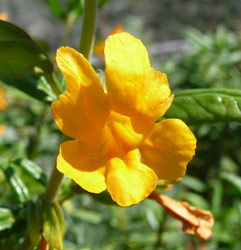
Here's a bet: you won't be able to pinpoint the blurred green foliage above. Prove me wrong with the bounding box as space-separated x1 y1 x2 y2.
164 26 241 90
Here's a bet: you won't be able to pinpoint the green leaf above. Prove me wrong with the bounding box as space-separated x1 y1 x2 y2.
0 20 31 40
27 201 42 246
12 158 47 185
41 197 63 250
164 88 241 124
211 180 223 214
0 40 52 78
52 201 65 235
98 0 111 8
47 0 66 19
0 21 53 78
0 208 14 231
179 191 209 209
3 167 30 203
0 74 56 103
0 218 26 239
0 208 13 221
220 172 241 195
182 175 207 192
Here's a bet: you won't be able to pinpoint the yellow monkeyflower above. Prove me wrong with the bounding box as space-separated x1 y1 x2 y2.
52 32 196 207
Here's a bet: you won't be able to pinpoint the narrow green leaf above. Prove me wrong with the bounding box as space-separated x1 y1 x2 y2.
41 197 63 250
12 158 47 185
220 172 241 195
47 0 66 19
27 201 42 246
164 88 241 124
3 167 30 203
182 175 207 193
52 201 65 235
211 180 223 214
179 191 209 209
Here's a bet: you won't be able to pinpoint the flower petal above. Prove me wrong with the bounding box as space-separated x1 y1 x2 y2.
105 33 173 132
106 149 157 206
150 192 214 241
0 90 8 110
52 47 109 143
140 119 196 181
57 140 108 193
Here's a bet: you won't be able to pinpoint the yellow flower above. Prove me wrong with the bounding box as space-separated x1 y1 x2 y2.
52 32 196 206
0 125 6 135
0 12 8 21
0 90 7 135
0 90 7 110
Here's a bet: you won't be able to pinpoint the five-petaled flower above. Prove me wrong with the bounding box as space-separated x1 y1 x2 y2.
52 32 196 206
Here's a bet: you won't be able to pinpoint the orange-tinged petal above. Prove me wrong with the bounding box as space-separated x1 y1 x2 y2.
105 32 173 132
51 47 109 143
0 125 6 135
107 149 157 206
150 192 214 241
57 140 108 193
0 12 8 21
94 25 124 56
110 25 124 35
140 119 196 181
94 41 105 56
0 90 8 110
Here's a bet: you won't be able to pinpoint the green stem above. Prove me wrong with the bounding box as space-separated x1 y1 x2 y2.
45 166 63 201
44 0 98 203
79 0 98 59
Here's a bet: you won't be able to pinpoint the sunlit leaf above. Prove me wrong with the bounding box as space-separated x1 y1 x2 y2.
0 208 14 231
3 167 30 203
41 197 63 250
220 172 241 195
12 158 47 185
165 89 241 124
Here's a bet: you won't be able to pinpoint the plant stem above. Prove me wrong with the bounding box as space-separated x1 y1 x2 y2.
45 165 63 201
79 0 98 59
44 0 98 202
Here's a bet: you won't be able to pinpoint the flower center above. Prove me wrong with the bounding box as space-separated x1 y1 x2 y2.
103 112 143 159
